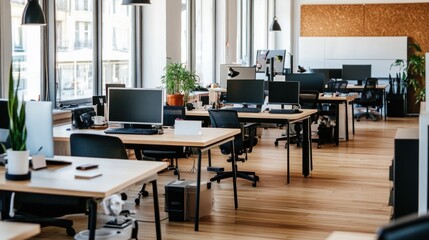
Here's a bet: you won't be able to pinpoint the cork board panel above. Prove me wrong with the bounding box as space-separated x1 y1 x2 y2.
301 4 364 37
365 3 429 53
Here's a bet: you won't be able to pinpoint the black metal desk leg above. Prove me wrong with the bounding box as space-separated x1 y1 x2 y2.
345 101 349 141
334 103 340 145
88 199 97 240
194 149 202 231
287 122 290 184
151 179 161 240
208 149 212 167
230 140 238 209
352 101 355 135
302 118 311 177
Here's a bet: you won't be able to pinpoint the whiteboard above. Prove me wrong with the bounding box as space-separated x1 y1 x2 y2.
299 36 407 78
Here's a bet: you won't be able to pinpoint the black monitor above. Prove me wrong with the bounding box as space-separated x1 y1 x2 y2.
226 79 265 106
285 73 325 92
256 50 286 75
310 68 342 84
0 99 8 130
342 64 372 86
108 88 164 127
105 83 126 101
268 81 300 105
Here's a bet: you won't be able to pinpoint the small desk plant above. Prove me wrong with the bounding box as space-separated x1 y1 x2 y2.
3 63 29 180
162 59 198 106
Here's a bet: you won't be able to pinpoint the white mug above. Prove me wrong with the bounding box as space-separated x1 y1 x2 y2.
92 116 105 125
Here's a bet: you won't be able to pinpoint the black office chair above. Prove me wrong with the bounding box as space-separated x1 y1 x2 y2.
377 214 429 240
325 80 348 93
70 133 128 159
274 91 320 148
134 106 191 204
208 109 259 187
354 78 382 121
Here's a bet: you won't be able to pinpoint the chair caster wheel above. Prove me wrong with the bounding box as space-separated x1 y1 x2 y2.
142 190 149 197
66 227 76 236
274 141 278 146
317 145 322 149
255 176 260 181
252 182 257 187
174 169 179 175
135 198 140 205
217 180 221 183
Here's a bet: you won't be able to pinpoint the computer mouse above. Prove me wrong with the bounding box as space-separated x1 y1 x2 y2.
321 93 325 97
335 92 340 97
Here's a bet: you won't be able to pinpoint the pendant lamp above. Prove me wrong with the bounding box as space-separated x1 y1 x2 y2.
269 0 281 31
22 0 46 25
122 0 151 5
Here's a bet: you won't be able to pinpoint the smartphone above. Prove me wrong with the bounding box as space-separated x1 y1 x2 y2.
76 164 99 170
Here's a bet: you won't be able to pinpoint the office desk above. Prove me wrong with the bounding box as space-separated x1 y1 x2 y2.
346 84 388 121
186 109 317 183
325 231 375 240
54 126 240 231
0 221 41 240
319 93 358 144
0 156 167 240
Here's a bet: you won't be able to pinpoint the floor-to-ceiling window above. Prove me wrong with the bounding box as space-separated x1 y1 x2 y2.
101 0 132 95
253 0 268 60
56 0 93 102
10 0 42 101
195 0 215 87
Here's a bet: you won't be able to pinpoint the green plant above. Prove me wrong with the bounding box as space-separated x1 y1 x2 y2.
7 63 27 151
391 43 426 103
161 59 198 102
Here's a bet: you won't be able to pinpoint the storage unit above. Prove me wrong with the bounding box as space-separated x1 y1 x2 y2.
165 180 213 221
387 94 407 117
391 128 419 219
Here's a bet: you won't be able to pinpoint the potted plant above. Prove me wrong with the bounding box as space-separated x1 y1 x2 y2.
5 63 29 180
391 43 426 103
161 59 198 106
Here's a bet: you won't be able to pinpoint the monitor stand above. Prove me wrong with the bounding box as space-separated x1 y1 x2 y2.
354 80 363 86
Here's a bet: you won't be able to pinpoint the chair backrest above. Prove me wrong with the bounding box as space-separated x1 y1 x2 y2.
377 214 429 240
299 90 320 122
163 106 185 127
70 133 128 159
208 109 244 154
361 78 379 104
325 80 348 93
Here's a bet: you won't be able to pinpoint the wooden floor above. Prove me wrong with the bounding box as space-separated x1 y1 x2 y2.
33 117 418 239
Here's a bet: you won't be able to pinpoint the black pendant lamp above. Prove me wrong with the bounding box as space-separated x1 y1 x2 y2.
270 0 281 31
122 0 151 5
22 0 46 25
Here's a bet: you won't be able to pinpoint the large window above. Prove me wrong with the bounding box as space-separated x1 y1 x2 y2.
10 0 42 101
56 0 94 102
195 0 215 87
253 0 268 63
101 0 132 94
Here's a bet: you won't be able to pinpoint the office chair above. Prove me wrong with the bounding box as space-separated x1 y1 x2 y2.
377 214 429 240
134 106 191 204
325 80 348 93
274 91 320 148
208 109 259 187
354 78 382 121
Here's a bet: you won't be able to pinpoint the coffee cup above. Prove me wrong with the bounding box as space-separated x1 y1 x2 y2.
92 116 105 125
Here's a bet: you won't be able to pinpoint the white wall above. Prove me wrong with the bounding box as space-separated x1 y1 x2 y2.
142 0 167 89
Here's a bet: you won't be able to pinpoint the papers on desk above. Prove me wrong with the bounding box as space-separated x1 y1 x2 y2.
75 171 102 179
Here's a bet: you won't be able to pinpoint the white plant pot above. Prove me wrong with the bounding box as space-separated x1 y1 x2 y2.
7 149 30 175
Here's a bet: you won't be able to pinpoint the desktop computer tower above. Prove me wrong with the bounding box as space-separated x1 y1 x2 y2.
165 180 213 222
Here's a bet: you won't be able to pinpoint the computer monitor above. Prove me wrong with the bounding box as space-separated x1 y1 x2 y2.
285 73 325 92
25 101 54 158
105 83 126 101
256 50 286 75
226 79 265 106
108 88 164 127
342 64 372 86
268 81 300 106
0 99 9 146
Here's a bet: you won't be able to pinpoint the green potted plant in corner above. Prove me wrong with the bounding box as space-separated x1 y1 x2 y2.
4 63 29 180
391 43 426 104
161 59 198 106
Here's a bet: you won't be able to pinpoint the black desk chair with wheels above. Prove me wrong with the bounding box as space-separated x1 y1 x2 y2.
133 106 191 204
208 109 259 187
354 78 382 121
377 214 429 240
275 90 320 148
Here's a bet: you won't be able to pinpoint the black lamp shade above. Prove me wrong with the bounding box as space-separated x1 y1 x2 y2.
270 17 281 31
122 0 151 5
22 0 46 25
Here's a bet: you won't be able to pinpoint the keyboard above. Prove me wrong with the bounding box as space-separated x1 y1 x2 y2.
104 128 159 135
227 107 261 113
268 109 302 114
